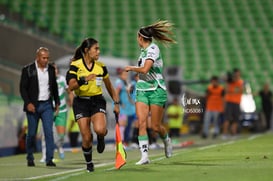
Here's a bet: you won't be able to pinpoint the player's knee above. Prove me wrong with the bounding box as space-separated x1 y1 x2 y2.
95 128 107 137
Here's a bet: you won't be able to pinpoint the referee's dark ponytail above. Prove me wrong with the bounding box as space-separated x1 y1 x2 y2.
72 38 98 61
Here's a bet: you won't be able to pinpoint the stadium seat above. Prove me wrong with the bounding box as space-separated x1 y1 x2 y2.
1 0 273 94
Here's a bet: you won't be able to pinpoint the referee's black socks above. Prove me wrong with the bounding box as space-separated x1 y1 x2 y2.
82 146 92 163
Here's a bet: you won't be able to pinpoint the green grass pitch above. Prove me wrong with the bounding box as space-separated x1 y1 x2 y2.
0 133 273 181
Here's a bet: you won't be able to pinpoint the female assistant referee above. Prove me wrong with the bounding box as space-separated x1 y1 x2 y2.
66 38 120 172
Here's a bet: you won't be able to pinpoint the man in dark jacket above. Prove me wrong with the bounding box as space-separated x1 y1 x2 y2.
20 47 60 167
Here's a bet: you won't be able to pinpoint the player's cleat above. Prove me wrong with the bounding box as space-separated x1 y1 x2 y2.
59 147 65 160
221 134 229 140
97 136 105 153
135 157 150 165
59 152 65 160
39 158 45 163
46 160 56 167
86 162 94 172
149 143 161 150
27 160 35 167
164 137 172 158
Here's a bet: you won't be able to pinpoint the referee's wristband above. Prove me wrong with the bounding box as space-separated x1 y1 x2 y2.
78 76 87 86
114 101 120 105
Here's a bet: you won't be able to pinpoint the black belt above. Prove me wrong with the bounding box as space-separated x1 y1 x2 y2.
38 99 50 102
77 95 102 100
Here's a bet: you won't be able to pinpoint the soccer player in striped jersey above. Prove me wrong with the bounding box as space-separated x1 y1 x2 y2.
52 63 73 159
125 20 176 165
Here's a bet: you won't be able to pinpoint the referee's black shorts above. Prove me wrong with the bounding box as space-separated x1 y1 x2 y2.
73 95 106 121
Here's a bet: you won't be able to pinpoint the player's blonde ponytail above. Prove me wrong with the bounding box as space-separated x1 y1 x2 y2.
138 20 176 45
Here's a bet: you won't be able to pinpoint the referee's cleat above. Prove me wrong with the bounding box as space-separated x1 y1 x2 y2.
135 157 150 165
164 137 172 158
27 160 35 167
97 136 105 153
86 162 94 172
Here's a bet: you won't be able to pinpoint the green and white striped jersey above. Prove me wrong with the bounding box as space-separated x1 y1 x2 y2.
56 75 68 113
136 43 166 91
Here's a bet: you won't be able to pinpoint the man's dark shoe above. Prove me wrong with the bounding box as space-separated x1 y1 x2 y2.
212 133 218 139
27 160 35 167
46 160 56 167
86 162 94 172
201 133 207 139
97 136 105 153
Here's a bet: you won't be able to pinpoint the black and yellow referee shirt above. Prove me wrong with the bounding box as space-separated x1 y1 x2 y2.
67 58 109 96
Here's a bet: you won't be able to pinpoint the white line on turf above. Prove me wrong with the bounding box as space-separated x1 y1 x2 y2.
198 144 217 150
26 162 114 181
26 168 85 180
105 167 116 171
198 140 236 151
44 172 83 181
248 134 262 141
152 156 165 162
221 141 234 145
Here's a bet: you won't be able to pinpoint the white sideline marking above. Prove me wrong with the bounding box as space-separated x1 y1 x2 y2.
248 134 262 141
27 168 85 180
26 162 114 181
198 141 235 151
198 144 217 150
47 172 83 181
152 156 165 162
221 141 235 146
105 167 116 171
